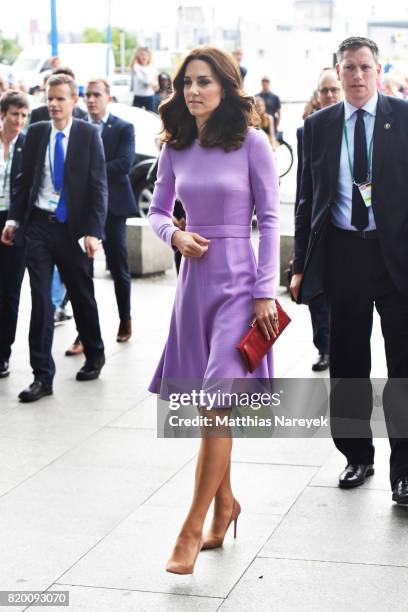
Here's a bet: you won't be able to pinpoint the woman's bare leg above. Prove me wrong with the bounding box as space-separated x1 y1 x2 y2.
166 409 233 569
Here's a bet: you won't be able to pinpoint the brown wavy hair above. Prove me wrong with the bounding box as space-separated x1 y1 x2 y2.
159 46 256 152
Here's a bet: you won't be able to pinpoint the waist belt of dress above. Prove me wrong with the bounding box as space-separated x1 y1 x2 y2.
186 225 251 238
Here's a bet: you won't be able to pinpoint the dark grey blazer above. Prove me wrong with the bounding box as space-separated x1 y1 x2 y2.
294 93 408 302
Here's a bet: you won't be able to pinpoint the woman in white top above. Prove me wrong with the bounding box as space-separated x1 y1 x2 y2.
130 47 158 112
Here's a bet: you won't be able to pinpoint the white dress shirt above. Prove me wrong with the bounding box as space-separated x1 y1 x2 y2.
35 118 73 212
332 91 378 231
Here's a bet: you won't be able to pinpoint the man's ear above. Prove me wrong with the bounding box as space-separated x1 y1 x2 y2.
335 63 341 80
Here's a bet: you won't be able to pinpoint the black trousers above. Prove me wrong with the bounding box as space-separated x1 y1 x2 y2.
132 95 154 112
103 212 131 321
0 212 26 362
25 209 105 384
309 293 330 354
326 226 408 486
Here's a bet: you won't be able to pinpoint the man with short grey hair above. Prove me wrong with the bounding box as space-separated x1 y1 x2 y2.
294 68 343 373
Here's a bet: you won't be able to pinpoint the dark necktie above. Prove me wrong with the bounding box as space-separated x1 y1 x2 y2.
351 108 369 230
53 132 67 223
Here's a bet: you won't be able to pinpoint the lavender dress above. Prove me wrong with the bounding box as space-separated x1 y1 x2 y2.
148 127 279 394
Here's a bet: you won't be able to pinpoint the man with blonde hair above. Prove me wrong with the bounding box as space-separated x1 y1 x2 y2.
1 74 107 402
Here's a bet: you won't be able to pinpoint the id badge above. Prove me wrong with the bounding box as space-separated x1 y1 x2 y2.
48 192 60 210
357 182 372 207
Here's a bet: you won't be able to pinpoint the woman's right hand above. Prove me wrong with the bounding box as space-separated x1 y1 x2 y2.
172 230 210 258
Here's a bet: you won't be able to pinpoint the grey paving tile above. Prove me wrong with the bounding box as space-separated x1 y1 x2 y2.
107 394 158 430
219 557 408 612
232 437 333 467
0 436 74 485
0 429 197 538
147 459 316 516
59 505 281 598
0 400 120 444
48 585 221 612
261 486 408 566
48 427 197 472
0 530 96 593
0 480 14 496
311 438 390 491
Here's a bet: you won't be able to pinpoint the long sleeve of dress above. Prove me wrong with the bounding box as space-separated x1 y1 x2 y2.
148 144 178 248
248 129 280 298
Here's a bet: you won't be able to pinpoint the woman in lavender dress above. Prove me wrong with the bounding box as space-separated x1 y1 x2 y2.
148 47 280 574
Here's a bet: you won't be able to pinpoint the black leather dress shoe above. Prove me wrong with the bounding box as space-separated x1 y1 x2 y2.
338 463 374 488
76 356 105 381
392 477 408 505
312 353 330 372
0 360 10 378
18 381 53 403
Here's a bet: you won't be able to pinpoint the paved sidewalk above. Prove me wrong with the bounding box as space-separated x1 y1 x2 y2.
0 244 406 612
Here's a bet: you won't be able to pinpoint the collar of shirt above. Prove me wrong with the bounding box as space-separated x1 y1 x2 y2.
88 111 110 125
344 90 378 121
0 133 19 153
50 117 73 141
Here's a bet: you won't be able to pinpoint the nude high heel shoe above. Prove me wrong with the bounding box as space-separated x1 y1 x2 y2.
165 535 204 575
201 498 241 550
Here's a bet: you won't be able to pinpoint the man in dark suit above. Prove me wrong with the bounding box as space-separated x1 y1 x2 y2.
0 91 29 378
66 77 137 351
291 36 408 505
294 69 343 372
29 67 87 124
1 74 107 402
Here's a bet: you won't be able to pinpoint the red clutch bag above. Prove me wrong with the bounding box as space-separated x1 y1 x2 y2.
236 299 291 373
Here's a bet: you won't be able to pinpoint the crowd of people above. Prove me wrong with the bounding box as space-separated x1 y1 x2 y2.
0 70 137 401
1 36 408 580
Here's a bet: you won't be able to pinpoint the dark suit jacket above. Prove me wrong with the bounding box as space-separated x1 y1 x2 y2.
9 119 107 240
101 113 138 217
294 93 408 303
8 132 25 244
295 125 303 214
29 104 87 124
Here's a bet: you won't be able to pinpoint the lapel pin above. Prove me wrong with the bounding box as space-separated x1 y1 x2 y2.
384 122 391 129
17 147 22 152
107 124 112 128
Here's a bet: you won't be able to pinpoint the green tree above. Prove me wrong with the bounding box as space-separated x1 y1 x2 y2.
81 27 138 71
0 36 21 64
82 28 105 44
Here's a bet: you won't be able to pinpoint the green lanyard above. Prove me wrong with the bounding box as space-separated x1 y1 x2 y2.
1 141 14 199
343 118 374 184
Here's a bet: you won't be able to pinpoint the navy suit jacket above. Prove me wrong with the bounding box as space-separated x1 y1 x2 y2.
101 113 138 217
9 118 107 240
294 93 408 302
1 133 25 245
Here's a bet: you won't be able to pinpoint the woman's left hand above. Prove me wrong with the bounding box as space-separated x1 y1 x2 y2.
253 298 279 341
